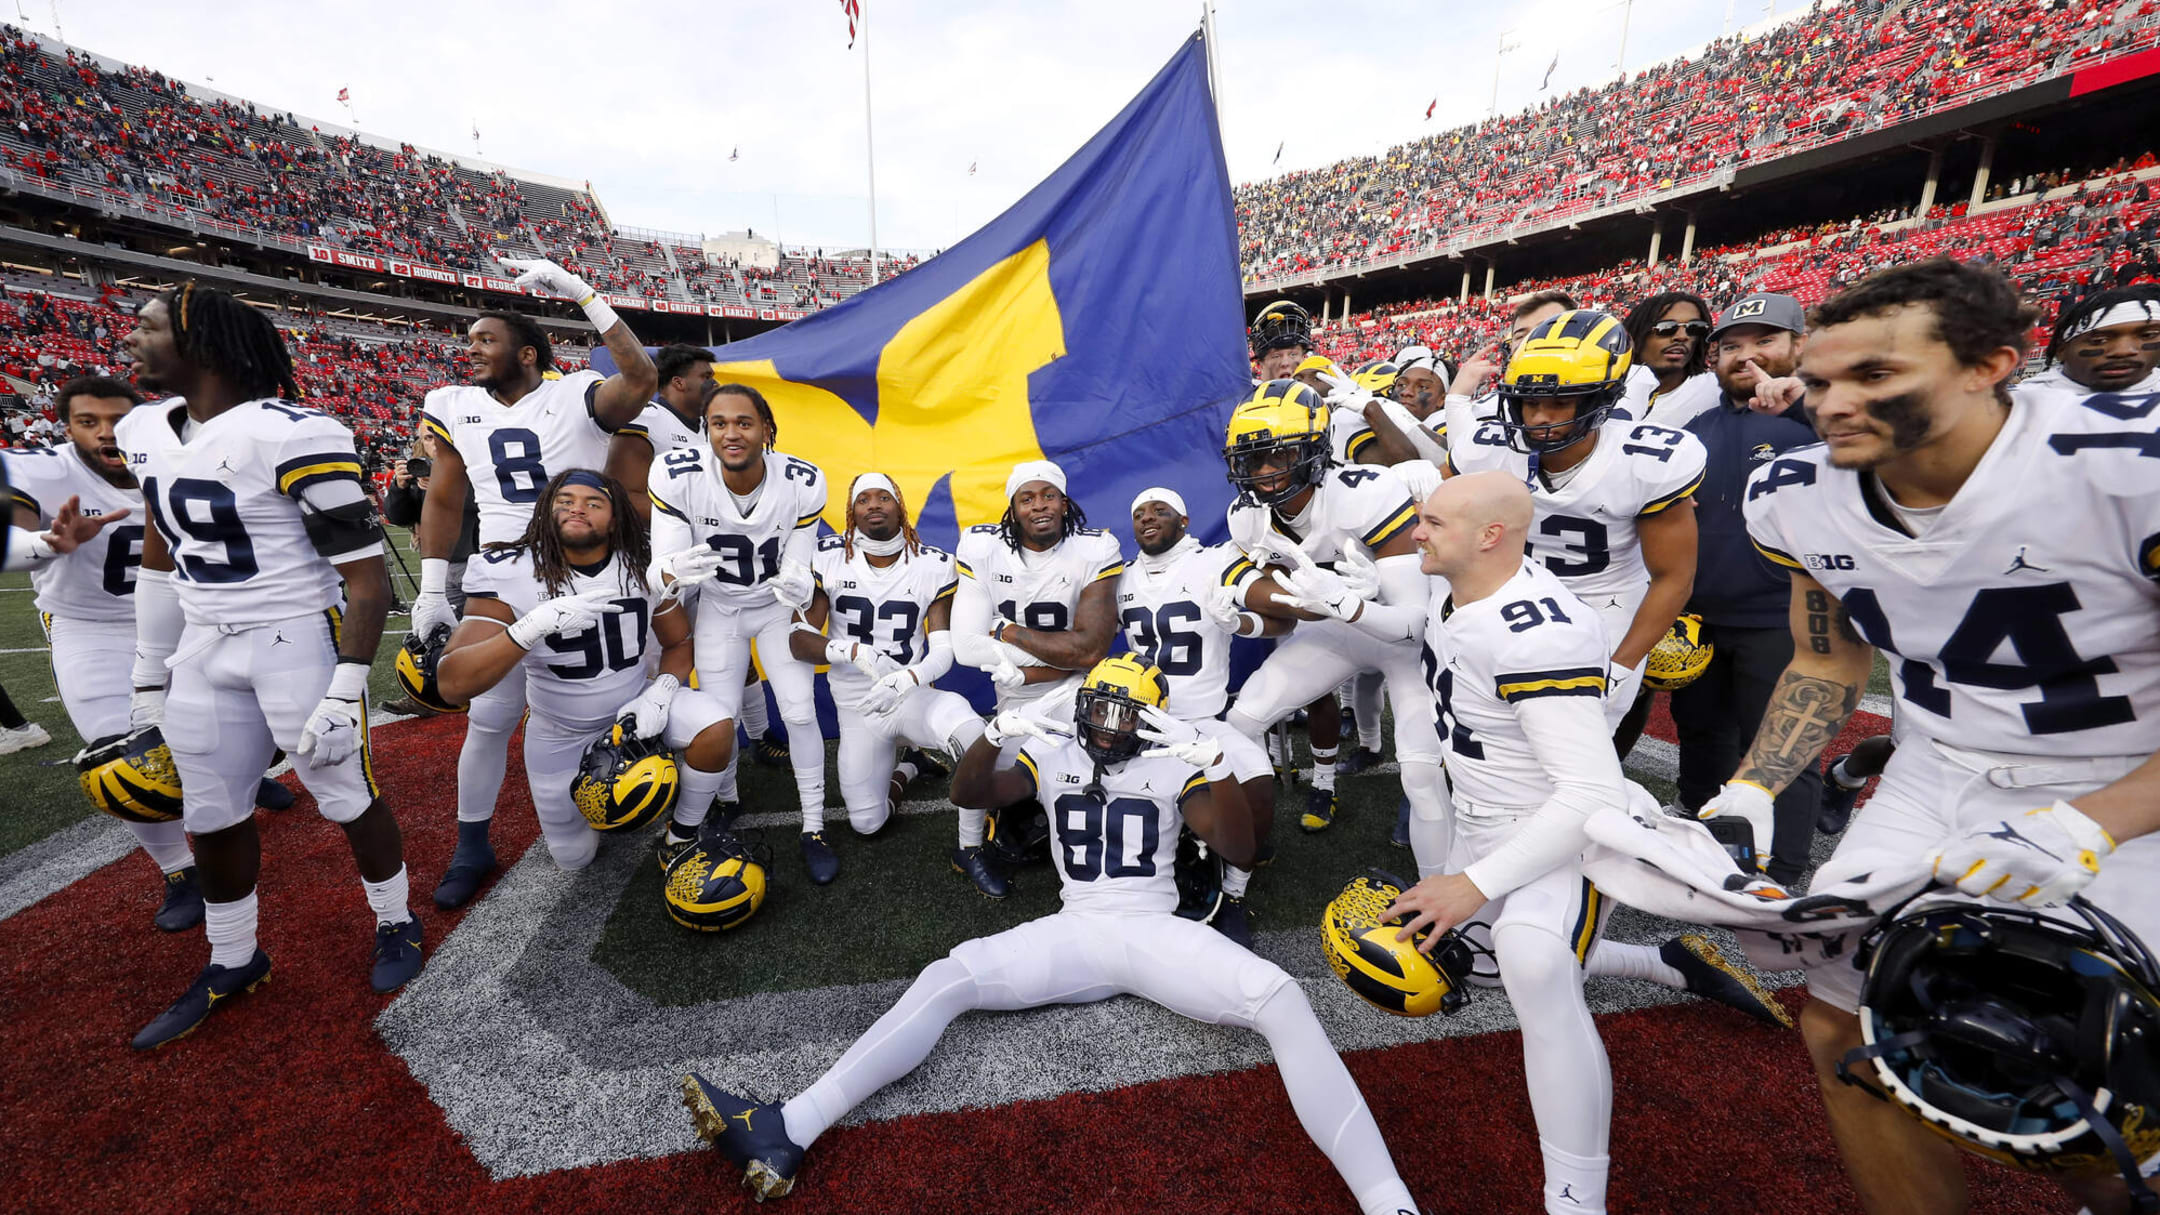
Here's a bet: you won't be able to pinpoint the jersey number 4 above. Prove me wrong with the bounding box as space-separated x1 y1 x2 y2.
1841 583 2134 734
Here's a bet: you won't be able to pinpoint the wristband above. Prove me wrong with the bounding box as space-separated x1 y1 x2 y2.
1234 611 1264 637
7 525 56 569
825 638 856 667
419 557 449 596
578 292 622 333
325 661 369 702
1203 753 1234 783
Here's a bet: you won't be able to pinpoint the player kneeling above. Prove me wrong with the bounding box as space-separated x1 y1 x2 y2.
436 472 734 889
679 655 1423 1215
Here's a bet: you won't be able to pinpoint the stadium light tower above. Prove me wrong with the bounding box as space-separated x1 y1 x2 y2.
1489 32 1522 118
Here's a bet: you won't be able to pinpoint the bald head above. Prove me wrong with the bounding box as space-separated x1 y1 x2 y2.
1414 470 1534 583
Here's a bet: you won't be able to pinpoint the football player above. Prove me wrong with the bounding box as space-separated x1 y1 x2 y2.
647 383 835 880
1218 380 1447 881
115 283 420 1050
2023 285 2160 396
1696 258 2160 1215
680 655 1424 1215
602 342 777 818
434 470 732 876
1443 289 1577 441
1249 299 1315 382
1388 470 1623 1215
412 256 659 910
1333 353 1449 468
779 473 1004 897
1119 486 1285 939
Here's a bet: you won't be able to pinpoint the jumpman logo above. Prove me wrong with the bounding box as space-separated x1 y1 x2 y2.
2004 545 2050 575
731 1110 757 1131
270 632 291 647
216 458 235 476
1558 1183 1581 1204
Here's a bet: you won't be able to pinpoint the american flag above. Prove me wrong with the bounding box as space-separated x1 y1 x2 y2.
840 0 860 48
336 87 350 104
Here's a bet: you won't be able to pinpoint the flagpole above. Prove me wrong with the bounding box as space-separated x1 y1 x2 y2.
1200 2 1224 160
860 2 880 283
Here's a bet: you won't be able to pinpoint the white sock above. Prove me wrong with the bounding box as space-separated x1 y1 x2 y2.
205 890 259 969
1222 863 1251 897
1354 674 1385 751
957 804 987 848
676 761 724 829
894 758 920 786
1828 755 1868 790
781 955 981 1148
1403 761 1453 878
127 818 194 873
1584 940 1685 989
456 720 515 823
1540 1140 1609 1214
739 681 770 739
362 865 413 927
716 750 740 803
1310 744 1337 792
788 713 826 831
1252 985 1420 1215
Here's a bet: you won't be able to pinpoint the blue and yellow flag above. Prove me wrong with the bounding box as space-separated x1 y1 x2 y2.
603 33 1247 546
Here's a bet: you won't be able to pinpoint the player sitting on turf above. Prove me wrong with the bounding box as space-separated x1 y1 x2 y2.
680 654 1425 1215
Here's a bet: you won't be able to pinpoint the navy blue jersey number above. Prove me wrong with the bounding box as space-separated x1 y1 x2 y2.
99 523 145 596
488 428 548 503
1052 793 1160 881
544 598 650 679
833 594 922 665
1536 515 1609 577
1120 601 1205 677
1420 641 1486 760
153 478 258 584
998 599 1070 633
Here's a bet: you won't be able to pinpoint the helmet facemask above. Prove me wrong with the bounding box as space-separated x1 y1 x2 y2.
1074 684 1149 767
1224 433 1328 508
1496 383 1621 456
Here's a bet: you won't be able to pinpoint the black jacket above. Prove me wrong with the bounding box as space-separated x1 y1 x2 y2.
1683 393 1818 629
381 479 479 564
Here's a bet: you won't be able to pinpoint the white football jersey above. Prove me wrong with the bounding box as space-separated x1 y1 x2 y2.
618 398 705 458
1618 366 1721 430
115 400 375 625
955 523 1125 634
462 545 664 731
1013 735 1208 915
1223 463 1419 586
648 448 828 610
811 533 959 705
1423 558 1612 809
1745 388 2160 759
1446 413 1706 609
1116 537 1242 720
3 442 143 622
421 369 611 546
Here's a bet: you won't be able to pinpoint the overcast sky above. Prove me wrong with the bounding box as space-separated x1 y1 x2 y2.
22 0 1802 252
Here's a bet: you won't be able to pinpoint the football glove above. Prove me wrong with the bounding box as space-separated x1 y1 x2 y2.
1335 549 1382 600
985 708 1056 748
498 255 594 303
129 688 165 730
825 638 900 681
618 673 679 740
988 655 1027 690
1137 707 1223 769
1203 582 1245 633
1317 366 1374 411
860 666 922 716
508 588 617 651
1274 565 1366 623
412 557 458 641
297 662 369 769
768 559 815 610
656 545 731 588
1697 780 1777 872
1930 801 2115 907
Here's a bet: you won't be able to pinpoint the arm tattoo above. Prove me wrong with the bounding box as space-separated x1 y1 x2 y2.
1736 670 1861 794
1801 589 1863 655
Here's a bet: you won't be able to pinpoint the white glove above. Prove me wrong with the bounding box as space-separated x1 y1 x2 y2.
1317 365 1374 411
508 587 617 651
1203 582 1246 633
768 559 815 610
618 673 679 740
859 666 922 716
1137 707 1224 769
984 708 1056 749
656 545 731 587
1274 565 1365 623
297 662 369 769
498 255 594 303
412 557 457 641
1336 549 1381 600
1697 780 1778 872
988 654 1028 690
1930 801 2116 907
825 637 900 681
129 688 164 730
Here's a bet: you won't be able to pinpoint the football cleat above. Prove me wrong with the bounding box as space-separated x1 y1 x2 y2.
432 839 498 910
1660 933 1794 1028
131 949 271 1050
951 845 1009 899
154 866 204 933
657 821 701 873
1213 894 1253 948
1301 786 1338 832
751 735 790 768
800 831 838 885
900 747 948 782
371 915 426 994
254 776 295 811
681 1073 804 1201
1339 745 1384 775
663 830 769 931
1390 795 1411 850
1818 769 1863 836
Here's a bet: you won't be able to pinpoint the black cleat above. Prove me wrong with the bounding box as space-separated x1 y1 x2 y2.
1300 786 1338 832
1660 933 1794 1028
131 949 271 1049
800 831 838 885
370 915 425 994
657 821 702 873
254 777 295 811
900 747 948 782
951 845 1009 898
681 1072 805 1201
1817 773 1863 836
751 736 791 768
1340 745 1385 775
1391 795 1411 850
1213 894 1253 947
432 838 498 910
713 799 743 829
154 866 204 933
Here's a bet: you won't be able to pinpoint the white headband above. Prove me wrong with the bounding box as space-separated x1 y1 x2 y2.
2063 300 2160 343
850 472 898 501
1396 344 1437 372
1005 459 1068 501
1130 486 1187 518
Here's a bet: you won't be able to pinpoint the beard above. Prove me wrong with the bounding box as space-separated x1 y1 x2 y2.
1138 527 1183 556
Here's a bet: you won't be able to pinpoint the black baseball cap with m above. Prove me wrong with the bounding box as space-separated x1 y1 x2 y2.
1709 292 1807 340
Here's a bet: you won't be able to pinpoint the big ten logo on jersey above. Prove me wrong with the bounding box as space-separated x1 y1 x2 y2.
461 414 483 425
1056 771 1083 785
1803 553 1856 571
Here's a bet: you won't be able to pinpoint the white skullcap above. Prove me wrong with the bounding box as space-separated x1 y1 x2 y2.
1004 459 1068 501
1130 486 1187 517
1395 345 1437 372
850 472 898 500
2063 300 2160 343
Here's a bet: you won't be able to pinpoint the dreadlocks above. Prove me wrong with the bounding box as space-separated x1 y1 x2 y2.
997 488 1089 553
2045 285 2160 364
842 474 924 560
1623 290 1713 379
485 469 650 599
159 281 302 401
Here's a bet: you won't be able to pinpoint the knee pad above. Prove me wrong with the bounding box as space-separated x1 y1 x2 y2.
1494 920 1585 1006
850 800 892 836
1223 705 1267 742
1403 761 1454 878
466 689 524 735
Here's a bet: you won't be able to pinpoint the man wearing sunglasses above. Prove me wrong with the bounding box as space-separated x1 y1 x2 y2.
1618 292 1721 429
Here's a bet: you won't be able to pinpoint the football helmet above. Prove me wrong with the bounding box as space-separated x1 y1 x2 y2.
1840 893 2160 1205
1224 379 1331 508
662 829 769 931
1074 653 1168 766
985 798 1051 868
1496 309 1633 455
393 623 465 715
1249 300 1313 356
1643 614 1714 691
1173 827 1225 924
1322 870 1487 1017
1353 359 1400 401
571 718 680 832
77 727 184 823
